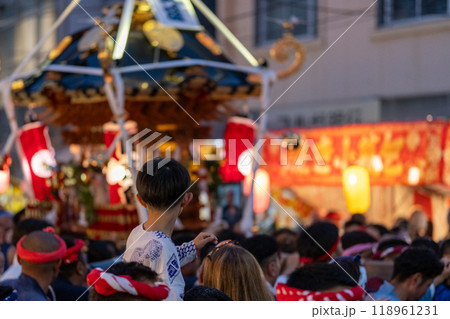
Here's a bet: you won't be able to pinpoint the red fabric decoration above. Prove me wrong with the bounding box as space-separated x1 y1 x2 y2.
299 239 340 264
371 245 408 260
16 233 67 263
104 129 121 204
17 122 56 201
87 268 169 301
276 283 364 301
219 117 255 182
413 190 433 220
42 226 55 234
63 239 84 264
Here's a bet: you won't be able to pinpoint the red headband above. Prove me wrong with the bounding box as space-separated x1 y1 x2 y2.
87 268 169 301
63 239 84 264
299 238 340 264
371 245 408 260
16 232 67 263
276 283 364 301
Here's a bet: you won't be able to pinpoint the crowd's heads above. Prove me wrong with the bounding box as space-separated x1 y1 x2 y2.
391 248 443 301
59 236 88 285
344 220 364 233
136 158 191 211
277 261 365 301
408 211 429 239
86 240 118 263
331 256 366 288
88 262 168 301
216 229 246 244
410 238 439 256
372 239 409 261
17 230 66 281
324 211 341 227
366 224 389 241
350 214 366 225
287 262 358 292
298 222 339 263
273 228 297 253
341 231 377 250
12 218 52 247
202 241 273 301
242 235 281 285
0 210 13 245
341 231 377 260
440 239 450 258
184 286 232 301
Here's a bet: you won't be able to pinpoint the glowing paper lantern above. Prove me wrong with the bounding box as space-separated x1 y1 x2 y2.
219 117 255 182
104 125 123 204
243 169 271 213
253 169 271 214
0 168 9 193
408 166 420 185
371 155 383 173
18 122 55 201
106 159 127 185
243 171 252 196
237 149 254 176
342 166 370 214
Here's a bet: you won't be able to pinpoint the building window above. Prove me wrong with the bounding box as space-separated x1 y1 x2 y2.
255 0 317 46
378 0 449 27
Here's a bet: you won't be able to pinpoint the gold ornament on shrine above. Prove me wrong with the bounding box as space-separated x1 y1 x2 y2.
270 22 306 79
143 20 184 52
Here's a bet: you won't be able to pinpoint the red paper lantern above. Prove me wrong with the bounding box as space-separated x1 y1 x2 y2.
219 117 255 182
18 122 56 201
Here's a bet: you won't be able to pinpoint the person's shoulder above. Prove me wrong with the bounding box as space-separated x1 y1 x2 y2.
0 278 18 288
52 281 88 301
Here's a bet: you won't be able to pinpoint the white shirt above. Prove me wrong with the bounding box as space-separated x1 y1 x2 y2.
123 224 197 300
0 254 21 281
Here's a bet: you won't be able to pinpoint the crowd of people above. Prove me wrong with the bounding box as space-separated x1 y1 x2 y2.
1 158 450 301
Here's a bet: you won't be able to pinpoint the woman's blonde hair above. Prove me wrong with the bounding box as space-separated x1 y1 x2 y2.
202 244 274 301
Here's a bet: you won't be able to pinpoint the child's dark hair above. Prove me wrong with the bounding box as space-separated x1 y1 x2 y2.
89 262 159 301
392 248 443 283
287 262 357 291
136 158 190 210
297 222 339 261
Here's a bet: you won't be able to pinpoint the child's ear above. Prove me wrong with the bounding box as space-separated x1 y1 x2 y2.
136 194 147 208
180 192 193 208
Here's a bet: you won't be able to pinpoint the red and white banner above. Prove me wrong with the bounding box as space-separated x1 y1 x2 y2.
18 122 56 201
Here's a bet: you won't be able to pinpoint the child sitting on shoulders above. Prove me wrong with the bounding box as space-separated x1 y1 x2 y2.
123 158 217 300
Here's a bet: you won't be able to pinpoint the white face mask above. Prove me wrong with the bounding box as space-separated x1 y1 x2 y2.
358 264 368 288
